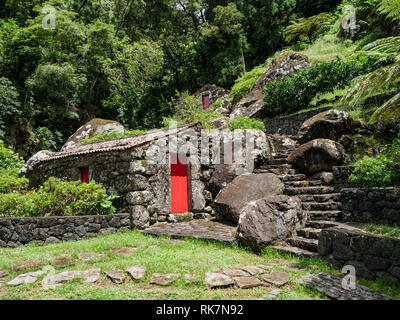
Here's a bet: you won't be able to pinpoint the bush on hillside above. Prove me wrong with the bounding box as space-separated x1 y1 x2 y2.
349 131 400 187
0 177 119 217
230 65 265 101
0 140 24 169
262 55 393 117
228 116 266 132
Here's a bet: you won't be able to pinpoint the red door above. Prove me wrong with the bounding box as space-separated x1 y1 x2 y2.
170 160 189 213
81 167 89 184
202 94 210 110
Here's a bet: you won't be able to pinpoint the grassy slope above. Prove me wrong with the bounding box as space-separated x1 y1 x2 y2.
0 230 399 300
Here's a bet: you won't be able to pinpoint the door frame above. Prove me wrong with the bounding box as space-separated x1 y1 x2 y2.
170 156 192 213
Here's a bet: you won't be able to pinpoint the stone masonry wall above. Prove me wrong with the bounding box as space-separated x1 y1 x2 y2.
319 226 400 282
0 214 130 248
333 165 354 192
341 188 400 226
264 106 332 136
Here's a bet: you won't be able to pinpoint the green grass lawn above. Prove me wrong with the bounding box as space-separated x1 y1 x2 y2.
0 230 399 300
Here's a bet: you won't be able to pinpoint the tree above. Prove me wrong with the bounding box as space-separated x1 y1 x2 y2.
285 12 331 44
0 77 21 139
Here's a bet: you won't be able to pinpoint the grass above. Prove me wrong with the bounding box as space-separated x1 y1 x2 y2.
79 129 149 144
0 230 399 300
365 223 400 239
301 34 358 64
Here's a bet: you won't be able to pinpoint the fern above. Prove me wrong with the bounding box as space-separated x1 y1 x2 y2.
341 36 400 111
285 13 331 44
378 0 400 22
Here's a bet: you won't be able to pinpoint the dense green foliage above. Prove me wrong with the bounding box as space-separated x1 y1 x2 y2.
0 140 24 169
0 177 118 217
230 64 265 101
228 116 266 131
349 131 400 188
262 55 392 117
162 91 221 128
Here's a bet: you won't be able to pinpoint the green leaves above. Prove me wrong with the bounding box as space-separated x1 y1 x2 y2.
0 177 119 217
262 55 387 117
378 0 400 22
0 77 21 139
227 116 266 131
285 13 331 44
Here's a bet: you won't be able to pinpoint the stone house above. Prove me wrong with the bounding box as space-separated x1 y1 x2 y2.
193 84 230 110
23 122 271 229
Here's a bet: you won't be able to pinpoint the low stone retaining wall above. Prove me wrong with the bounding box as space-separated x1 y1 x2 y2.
332 165 354 192
341 188 400 225
0 214 131 248
264 106 332 136
319 226 400 282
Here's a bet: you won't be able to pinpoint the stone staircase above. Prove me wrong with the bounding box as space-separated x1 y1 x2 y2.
254 144 343 258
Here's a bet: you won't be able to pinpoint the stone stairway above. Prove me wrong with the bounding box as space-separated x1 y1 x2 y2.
254 145 343 258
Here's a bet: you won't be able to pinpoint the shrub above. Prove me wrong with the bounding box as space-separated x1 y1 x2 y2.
262 55 393 118
227 116 266 131
230 64 265 101
0 177 118 217
0 168 29 194
348 155 396 188
0 140 24 169
162 91 221 129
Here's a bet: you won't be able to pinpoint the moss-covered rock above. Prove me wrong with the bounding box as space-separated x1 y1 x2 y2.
61 119 125 151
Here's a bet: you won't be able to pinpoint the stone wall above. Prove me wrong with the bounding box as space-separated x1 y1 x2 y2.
319 226 400 282
332 165 354 192
264 106 332 136
0 214 130 248
29 128 270 229
341 188 400 226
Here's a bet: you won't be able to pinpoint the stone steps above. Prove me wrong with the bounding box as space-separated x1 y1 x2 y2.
298 193 341 203
286 236 319 252
284 186 336 195
304 210 342 221
264 158 288 165
305 220 339 229
284 180 322 188
254 168 297 175
297 227 322 240
259 164 294 170
272 243 318 258
279 174 306 182
302 201 341 211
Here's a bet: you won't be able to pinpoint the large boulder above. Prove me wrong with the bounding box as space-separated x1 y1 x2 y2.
288 139 346 175
207 129 274 196
214 173 284 224
237 195 305 251
61 118 125 151
230 51 311 119
296 109 354 144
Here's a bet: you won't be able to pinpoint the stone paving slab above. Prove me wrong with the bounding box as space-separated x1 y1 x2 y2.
151 273 180 286
205 273 235 289
142 219 237 244
302 272 394 300
104 269 125 284
233 276 264 289
7 271 44 286
261 270 291 287
125 266 147 280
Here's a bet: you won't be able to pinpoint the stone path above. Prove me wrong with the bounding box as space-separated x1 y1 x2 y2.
1 249 396 300
302 272 394 300
142 219 237 244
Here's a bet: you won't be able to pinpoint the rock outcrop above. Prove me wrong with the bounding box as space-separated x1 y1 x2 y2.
237 195 304 251
61 118 125 151
288 139 346 175
231 51 311 119
296 109 354 144
214 173 284 223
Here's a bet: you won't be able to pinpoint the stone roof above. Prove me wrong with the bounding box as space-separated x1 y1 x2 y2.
194 84 230 96
38 122 201 164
